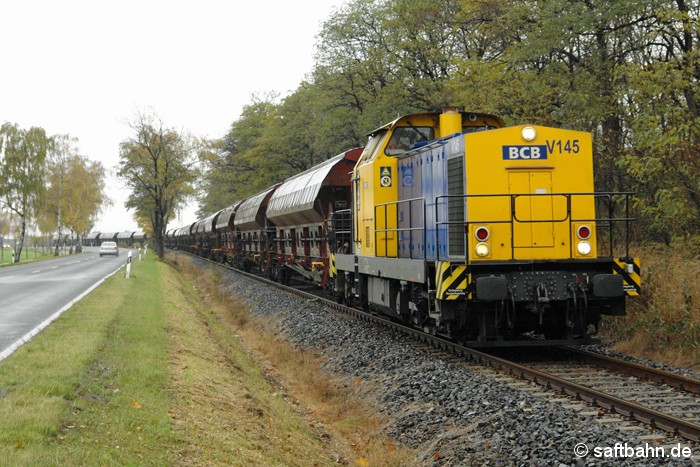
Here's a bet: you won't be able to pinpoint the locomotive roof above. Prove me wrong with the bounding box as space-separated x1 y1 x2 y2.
366 111 505 136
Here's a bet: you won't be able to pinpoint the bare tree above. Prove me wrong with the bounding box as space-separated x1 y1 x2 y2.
117 111 200 259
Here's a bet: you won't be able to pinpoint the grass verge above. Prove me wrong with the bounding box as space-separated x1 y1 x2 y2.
0 252 350 465
0 254 176 465
0 248 75 267
169 253 416 466
163 256 337 465
602 242 699 370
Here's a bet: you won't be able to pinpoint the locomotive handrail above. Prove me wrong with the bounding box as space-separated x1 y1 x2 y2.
369 192 635 261
510 193 571 223
346 190 635 260
331 209 353 233
434 191 635 261
374 197 426 259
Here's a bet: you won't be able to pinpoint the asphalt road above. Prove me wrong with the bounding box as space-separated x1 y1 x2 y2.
0 247 136 357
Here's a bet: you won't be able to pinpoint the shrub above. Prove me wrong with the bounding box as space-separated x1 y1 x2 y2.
602 242 699 369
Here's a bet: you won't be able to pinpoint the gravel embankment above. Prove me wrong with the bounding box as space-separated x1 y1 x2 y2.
198 259 694 466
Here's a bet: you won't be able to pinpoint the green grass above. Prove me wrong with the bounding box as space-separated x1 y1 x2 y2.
0 253 176 465
0 251 339 466
0 247 78 267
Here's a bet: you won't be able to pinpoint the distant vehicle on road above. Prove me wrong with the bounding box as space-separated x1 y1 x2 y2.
99 241 119 257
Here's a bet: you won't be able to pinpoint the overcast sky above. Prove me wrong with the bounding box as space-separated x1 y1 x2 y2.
0 0 345 234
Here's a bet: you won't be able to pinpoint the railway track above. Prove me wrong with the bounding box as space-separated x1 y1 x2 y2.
184 252 700 447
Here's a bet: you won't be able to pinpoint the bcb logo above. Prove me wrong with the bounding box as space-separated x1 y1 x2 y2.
502 145 548 160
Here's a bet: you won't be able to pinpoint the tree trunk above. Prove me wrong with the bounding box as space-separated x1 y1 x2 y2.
54 176 62 256
76 234 83 253
153 212 165 259
54 228 61 256
14 216 26 263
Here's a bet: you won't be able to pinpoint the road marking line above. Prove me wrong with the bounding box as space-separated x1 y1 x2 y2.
0 262 127 363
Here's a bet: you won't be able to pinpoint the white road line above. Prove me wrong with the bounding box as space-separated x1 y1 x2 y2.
32 270 42 274
0 263 127 363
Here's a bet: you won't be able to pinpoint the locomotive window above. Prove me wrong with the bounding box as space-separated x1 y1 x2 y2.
385 126 434 155
361 131 387 162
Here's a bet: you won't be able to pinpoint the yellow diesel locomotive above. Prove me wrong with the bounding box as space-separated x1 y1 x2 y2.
331 109 639 345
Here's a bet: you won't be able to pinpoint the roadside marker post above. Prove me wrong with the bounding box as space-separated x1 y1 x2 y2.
125 250 132 278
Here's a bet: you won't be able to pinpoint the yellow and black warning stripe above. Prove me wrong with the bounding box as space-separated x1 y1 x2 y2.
612 257 641 296
436 261 469 300
330 254 337 278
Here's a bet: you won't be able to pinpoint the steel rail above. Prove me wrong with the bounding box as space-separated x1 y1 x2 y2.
373 325 700 443
559 347 700 395
180 251 700 443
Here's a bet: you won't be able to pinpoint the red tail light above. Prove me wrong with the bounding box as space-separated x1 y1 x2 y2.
475 227 490 241
577 225 591 240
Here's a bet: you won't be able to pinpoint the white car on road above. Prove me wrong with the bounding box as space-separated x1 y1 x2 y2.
99 241 119 257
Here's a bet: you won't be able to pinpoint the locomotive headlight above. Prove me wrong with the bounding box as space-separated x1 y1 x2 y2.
577 241 592 256
522 126 537 142
475 242 490 257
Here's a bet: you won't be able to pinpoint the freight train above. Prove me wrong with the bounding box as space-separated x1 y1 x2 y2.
166 109 640 346
84 231 148 248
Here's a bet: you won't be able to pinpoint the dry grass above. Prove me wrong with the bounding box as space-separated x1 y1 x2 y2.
170 253 415 466
602 241 700 370
163 260 338 466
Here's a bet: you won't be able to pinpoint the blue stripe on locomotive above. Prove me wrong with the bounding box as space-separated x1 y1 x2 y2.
398 135 462 260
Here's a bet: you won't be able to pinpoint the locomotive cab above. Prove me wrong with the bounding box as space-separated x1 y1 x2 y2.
351 109 504 258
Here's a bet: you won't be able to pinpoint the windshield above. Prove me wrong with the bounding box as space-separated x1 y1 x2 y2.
385 126 434 155
101 242 116 247
360 131 388 162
